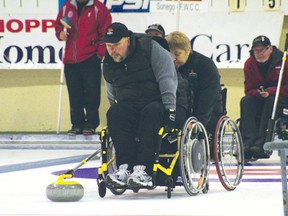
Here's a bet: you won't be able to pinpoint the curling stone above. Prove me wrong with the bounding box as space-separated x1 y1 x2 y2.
46 174 84 202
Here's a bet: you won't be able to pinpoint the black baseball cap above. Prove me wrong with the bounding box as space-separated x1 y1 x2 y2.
145 24 165 37
252 35 271 48
101 22 130 43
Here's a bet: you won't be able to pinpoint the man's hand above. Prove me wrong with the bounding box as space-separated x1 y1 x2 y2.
60 30 69 41
258 86 269 98
164 109 176 132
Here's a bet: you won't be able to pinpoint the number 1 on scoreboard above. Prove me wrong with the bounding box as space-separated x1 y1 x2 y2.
229 0 246 12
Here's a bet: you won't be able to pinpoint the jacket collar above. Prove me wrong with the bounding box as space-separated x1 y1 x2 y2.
70 0 94 7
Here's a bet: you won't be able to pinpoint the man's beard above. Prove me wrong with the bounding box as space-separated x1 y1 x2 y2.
111 54 124 63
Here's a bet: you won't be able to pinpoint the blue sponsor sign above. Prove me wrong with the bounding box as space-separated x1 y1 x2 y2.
58 0 66 10
59 0 150 12
104 0 150 12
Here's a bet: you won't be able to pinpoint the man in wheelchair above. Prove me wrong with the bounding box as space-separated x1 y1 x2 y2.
101 22 178 188
240 35 288 161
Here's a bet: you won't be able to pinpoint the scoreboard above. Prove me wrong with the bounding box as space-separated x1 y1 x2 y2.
229 0 282 12
0 0 287 14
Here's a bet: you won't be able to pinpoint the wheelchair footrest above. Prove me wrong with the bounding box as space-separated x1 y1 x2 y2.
106 182 154 190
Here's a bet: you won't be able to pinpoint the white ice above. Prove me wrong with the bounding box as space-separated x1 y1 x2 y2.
0 149 284 216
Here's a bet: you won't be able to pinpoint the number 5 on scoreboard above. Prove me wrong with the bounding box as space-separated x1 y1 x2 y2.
229 0 246 12
263 0 280 11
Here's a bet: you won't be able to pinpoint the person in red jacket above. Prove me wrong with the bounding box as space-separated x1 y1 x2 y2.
55 0 112 135
240 35 288 161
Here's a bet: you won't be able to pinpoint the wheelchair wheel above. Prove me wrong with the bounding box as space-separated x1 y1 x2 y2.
98 181 106 198
214 115 244 191
98 130 126 196
106 139 118 171
106 141 126 195
179 117 210 196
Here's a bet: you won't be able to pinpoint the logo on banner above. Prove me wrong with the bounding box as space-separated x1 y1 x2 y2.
59 0 150 12
102 0 150 12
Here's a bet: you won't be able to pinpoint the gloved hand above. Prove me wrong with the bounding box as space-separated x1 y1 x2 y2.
164 109 176 132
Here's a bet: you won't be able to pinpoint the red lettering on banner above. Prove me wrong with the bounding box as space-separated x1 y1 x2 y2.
0 20 4 32
0 19 55 33
42 20 55 32
25 20 40 32
7 19 24 33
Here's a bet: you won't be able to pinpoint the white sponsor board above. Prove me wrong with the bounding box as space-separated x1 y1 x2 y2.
150 1 208 13
0 15 63 69
0 0 285 69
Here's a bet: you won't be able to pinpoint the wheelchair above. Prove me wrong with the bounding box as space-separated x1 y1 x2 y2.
275 106 288 140
238 98 288 161
266 105 288 144
97 86 244 198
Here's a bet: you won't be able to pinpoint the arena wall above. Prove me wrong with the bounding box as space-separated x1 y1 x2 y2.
0 68 246 132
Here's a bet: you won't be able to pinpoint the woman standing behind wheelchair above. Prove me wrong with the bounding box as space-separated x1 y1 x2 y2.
240 35 288 162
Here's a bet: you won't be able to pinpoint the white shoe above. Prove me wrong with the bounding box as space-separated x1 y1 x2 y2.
106 164 130 186
127 165 152 187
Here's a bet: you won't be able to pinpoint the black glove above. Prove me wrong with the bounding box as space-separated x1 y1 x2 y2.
164 109 176 132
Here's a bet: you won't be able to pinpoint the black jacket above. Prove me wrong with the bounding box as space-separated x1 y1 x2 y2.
103 34 161 104
178 51 222 130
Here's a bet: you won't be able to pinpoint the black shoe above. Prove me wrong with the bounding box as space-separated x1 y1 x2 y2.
250 146 270 157
244 146 253 162
253 151 271 159
67 127 82 136
250 145 271 159
82 128 95 136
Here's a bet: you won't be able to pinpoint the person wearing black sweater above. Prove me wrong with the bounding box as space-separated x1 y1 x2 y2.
166 31 222 136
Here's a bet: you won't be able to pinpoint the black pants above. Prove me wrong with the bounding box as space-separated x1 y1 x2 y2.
64 55 101 130
175 106 189 129
240 95 288 149
107 101 165 176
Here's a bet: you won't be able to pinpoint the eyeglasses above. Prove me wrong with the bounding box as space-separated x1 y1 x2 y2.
252 46 270 54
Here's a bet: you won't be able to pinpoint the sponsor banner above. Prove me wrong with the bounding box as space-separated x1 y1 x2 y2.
150 0 208 13
102 0 150 12
59 0 151 13
0 15 62 69
0 2 284 69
